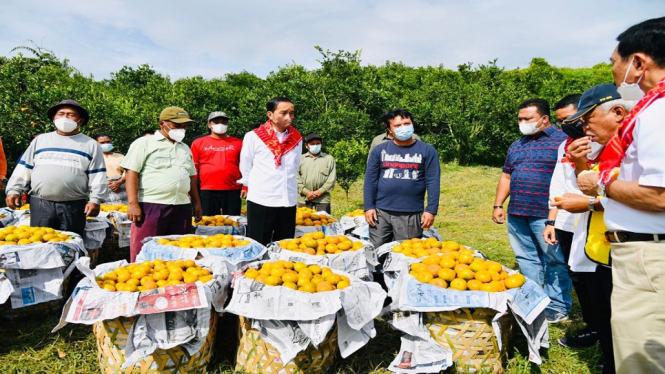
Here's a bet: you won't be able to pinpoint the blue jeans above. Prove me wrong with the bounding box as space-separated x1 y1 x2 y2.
507 214 572 314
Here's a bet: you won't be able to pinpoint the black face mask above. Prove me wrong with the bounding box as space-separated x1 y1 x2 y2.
561 119 586 139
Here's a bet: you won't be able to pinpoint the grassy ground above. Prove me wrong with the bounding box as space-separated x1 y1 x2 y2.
0 163 603 373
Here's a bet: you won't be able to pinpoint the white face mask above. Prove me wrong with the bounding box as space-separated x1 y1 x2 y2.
308 144 322 154
617 56 645 100
587 141 604 160
54 118 79 133
167 127 186 142
518 116 544 135
211 124 228 134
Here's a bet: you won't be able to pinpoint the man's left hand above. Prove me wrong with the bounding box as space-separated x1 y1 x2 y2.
306 191 318 201
193 203 203 222
84 202 100 218
421 212 435 229
108 181 121 193
577 170 600 196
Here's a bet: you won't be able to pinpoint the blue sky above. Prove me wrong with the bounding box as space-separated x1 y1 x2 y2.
1 0 663 80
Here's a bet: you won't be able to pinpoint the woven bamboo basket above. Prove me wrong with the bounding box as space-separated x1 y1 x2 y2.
235 316 339 374
424 308 513 374
94 311 218 374
0 276 70 320
100 230 130 263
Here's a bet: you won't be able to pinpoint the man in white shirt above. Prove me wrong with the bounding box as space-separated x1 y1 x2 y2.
238 97 302 245
575 17 665 374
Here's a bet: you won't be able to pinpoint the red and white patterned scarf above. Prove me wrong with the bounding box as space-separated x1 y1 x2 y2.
253 120 302 167
598 77 665 183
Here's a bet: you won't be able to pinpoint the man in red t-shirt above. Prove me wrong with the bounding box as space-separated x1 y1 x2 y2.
191 111 243 215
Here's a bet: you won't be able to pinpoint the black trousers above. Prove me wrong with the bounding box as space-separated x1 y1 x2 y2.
557 229 594 326
589 265 614 374
200 189 242 216
29 196 87 236
246 200 296 245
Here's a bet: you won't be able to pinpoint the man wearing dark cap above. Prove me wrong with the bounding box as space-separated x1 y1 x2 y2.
191 111 243 215
297 133 336 213
5 100 108 236
120 106 202 261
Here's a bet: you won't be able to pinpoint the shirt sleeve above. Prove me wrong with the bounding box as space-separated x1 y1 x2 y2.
119 138 147 173
502 144 514 174
424 146 441 215
635 100 665 188
188 148 197 177
87 141 109 205
5 138 38 196
318 156 337 194
237 132 255 187
549 142 567 208
297 158 309 195
363 146 382 211
0 137 7 178
191 139 201 180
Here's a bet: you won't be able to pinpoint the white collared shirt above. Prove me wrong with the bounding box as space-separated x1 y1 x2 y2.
549 140 582 232
237 128 302 207
604 98 665 233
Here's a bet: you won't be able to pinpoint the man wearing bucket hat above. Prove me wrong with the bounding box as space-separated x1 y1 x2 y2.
191 111 243 216
5 100 108 236
120 106 203 261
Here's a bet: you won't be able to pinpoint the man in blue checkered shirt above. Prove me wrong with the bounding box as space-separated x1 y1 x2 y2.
492 98 572 323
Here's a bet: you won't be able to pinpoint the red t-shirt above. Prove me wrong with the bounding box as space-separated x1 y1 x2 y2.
191 135 243 190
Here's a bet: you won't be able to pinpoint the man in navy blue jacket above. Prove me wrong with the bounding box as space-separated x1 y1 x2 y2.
364 109 441 248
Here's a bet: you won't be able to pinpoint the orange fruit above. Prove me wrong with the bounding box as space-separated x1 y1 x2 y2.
102 283 116 292
429 278 448 288
474 270 492 283
469 260 488 272
439 257 456 269
486 261 503 273
422 255 441 265
325 273 341 285
183 260 196 268
337 280 350 290
415 271 434 284
316 281 335 292
449 278 467 291
457 268 475 281
426 264 442 277
299 283 316 293
411 263 428 273
283 281 298 290
467 279 483 290
505 274 526 289
308 265 322 275
438 268 457 282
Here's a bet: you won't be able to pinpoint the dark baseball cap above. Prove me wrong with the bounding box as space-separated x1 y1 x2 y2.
563 83 621 123
305 133 322 143
47 100 90 125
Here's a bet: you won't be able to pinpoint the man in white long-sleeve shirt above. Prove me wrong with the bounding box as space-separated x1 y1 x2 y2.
5 100 108 236
238 97 302 245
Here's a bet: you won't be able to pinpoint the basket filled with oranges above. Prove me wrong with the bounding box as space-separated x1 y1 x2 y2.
294 207 342 238
192 215 247 236
269 232 378 279
383 239 551 374
227 260 387 374
138 234 267 269
0 226 85 320
54 256 231 373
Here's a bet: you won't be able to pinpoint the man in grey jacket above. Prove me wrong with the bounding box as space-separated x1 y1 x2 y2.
5 100 108 236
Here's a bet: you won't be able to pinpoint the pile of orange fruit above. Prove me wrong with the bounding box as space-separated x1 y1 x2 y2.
96 259 213 292
278 232 364 255
0 225 71 246
245 260 350 293
345 209 365 217
409 254 526 292
155 234 251 249
101 204 128 213
295 207 336 226
392 238 472 258
193 215 239 227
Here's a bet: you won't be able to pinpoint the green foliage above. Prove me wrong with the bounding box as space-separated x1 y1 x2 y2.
0 47 613 174
327 139 368 201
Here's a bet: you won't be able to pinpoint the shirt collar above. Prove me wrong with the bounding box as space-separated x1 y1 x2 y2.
153 131 168 141
304 152 326 159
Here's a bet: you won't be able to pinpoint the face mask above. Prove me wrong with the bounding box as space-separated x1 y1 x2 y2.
100 144 114 152
211 124 228 134
587 141 604 160
393 125 414 141
519 116 544 135
164 123 186 143
617 56 645 100
54 118 79 133
308 144 322 154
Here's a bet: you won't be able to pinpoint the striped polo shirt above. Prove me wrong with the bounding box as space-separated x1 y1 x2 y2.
5 131 108 204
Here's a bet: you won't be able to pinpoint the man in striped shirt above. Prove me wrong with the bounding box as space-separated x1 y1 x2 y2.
5 100 108 236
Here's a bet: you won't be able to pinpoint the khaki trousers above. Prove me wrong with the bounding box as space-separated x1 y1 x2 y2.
611 241 665 374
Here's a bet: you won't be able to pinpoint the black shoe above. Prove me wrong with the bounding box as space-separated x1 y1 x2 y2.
558 330 599 349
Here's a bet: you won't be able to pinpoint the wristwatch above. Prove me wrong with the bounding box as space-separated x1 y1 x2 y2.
545 220 556 226
589 197 597 212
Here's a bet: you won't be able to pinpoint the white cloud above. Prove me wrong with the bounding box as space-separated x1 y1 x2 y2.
1 0 663 80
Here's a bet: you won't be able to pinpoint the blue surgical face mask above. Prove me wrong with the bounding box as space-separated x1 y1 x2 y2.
308 144 322 154
393 125 414 141
100 144 114 152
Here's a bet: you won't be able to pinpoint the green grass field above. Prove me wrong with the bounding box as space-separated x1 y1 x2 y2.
0 164 603 373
